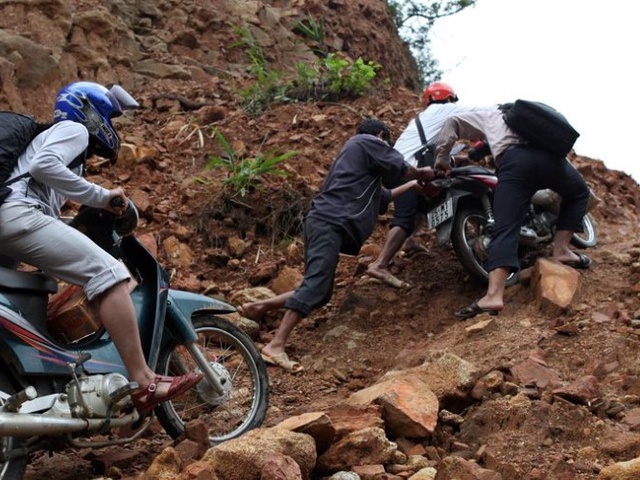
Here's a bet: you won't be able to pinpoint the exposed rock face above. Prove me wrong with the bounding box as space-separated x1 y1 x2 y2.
0 0 418 118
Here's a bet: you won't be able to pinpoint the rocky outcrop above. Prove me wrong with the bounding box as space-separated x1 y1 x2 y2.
0 0 418 119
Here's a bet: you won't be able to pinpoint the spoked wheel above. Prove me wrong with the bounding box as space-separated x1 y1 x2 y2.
451 205 518 287
0 371 29 480
155 315 269 445
570 213 597 249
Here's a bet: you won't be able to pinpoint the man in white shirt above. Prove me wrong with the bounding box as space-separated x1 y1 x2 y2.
366 82 480 287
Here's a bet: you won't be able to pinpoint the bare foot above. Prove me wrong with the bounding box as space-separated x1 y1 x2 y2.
261 344 284 359
365 267 410 288
261 347 303 373
401 236 419 251
399 240 428 258
551 252 581 264
476 298 504 312
239 302 265 322
469 291 505 312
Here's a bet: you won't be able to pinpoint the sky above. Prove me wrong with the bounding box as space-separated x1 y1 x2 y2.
427 0 640 182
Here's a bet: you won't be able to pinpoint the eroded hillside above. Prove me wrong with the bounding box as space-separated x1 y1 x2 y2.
3 1 640 479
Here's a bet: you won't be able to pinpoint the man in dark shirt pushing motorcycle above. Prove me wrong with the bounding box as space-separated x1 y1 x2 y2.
239 118 435 372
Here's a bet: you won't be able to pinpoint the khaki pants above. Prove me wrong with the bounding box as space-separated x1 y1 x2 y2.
0 201 130 300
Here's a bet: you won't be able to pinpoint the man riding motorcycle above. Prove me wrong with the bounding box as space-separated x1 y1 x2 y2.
0 81 201 413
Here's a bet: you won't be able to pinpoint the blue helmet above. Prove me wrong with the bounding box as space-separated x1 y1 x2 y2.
53 82 139 162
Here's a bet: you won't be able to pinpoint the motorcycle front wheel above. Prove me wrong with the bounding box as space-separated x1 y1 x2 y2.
155 315 269 445
451 205 518 287
570 213 597 249
0 370 29 480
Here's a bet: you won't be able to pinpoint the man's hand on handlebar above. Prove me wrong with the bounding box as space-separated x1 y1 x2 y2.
416 166 436 183
434 158 453 177
106 188 129 216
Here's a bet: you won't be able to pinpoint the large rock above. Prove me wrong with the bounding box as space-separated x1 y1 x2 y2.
531 258 581 315
316 427 396 474
0 30 59 88
202 427 316 480
344 374 438 438
276 412 336 454
598 456 640 480
435 455 502 480
385 351 480 402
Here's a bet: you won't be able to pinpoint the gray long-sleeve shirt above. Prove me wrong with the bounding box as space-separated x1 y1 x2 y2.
5 121 111 217
433 106 526 169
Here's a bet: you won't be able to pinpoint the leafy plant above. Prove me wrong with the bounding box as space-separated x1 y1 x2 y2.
207 129 296 197
230 22 380 110
238 70 285 116
230 25 268 81
340 57 381 97
292 13 327 57
292 14 325 44
321 54 381 98
296 62 319 88
230 25 285 114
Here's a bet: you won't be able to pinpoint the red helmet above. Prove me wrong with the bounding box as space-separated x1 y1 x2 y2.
423 82 458 106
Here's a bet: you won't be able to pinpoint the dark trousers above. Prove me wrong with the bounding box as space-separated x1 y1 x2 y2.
487 146 589 272
284 216 343 317
389 150 432 235
390 186 422 235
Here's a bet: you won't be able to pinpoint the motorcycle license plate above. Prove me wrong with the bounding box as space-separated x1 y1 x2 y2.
426 198 453 229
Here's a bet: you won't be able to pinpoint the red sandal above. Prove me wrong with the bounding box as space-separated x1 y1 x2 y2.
131 372 203 414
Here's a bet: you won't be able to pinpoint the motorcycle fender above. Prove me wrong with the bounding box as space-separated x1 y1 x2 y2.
435 219 454 246
165 289 236 343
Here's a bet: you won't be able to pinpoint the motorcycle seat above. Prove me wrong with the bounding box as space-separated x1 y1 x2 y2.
0 267 58 294
452 165 495 176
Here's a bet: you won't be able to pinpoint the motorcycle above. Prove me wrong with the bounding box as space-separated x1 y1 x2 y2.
419 145 597 286
0 202 269 479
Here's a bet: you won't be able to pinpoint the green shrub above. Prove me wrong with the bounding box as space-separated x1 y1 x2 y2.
231 22 382 111
207 129 296 197
292 14 327 56
292 14 326 44
323 54 381 97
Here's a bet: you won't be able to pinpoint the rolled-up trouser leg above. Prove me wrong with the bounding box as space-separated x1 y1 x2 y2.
0 202 130 300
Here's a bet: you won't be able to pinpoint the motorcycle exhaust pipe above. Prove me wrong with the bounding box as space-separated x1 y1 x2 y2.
0 411 139 436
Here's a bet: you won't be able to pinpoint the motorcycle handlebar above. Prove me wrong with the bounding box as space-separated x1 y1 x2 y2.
110 196 125 209
468 140 491 161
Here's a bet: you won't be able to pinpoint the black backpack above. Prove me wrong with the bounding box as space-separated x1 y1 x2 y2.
0 112 85 206
500 99 580 158
413 114 435 167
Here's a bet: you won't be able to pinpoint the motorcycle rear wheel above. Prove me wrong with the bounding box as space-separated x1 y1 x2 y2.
155 315 269 445
451 205 519 287
0 371 29 480
570 213 597 249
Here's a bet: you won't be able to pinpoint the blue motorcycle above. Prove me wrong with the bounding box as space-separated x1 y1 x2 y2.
0 203 269 479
